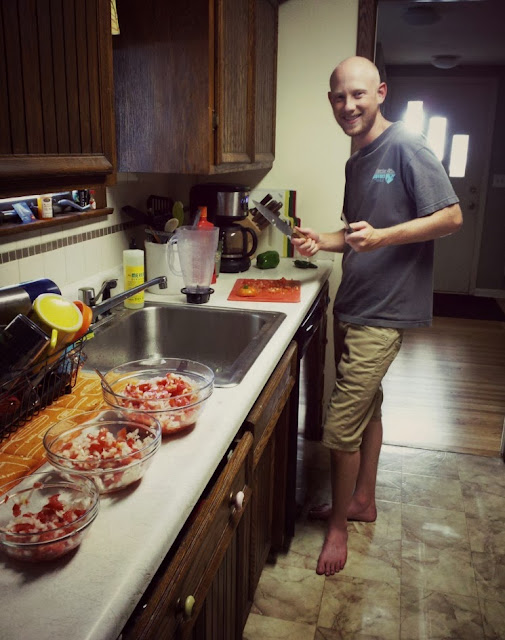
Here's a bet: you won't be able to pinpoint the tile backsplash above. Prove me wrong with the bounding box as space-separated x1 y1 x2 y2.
0 173 191 298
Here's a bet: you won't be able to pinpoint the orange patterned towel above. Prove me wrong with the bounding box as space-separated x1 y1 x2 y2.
0 372 105 487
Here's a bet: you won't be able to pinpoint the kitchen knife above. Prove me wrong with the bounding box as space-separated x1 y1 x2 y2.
341 212 354 233
252 200 306 239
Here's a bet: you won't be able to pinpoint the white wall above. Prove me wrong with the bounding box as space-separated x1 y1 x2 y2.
258 0 358 409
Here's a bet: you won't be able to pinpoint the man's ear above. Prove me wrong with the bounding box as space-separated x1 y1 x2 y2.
377 82 387 104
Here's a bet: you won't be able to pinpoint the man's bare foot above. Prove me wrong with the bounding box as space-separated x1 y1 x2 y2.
316 526 348 575
348 499 377 522
308 498 377 522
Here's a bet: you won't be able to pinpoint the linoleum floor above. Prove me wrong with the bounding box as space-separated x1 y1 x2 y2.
243 437 505 639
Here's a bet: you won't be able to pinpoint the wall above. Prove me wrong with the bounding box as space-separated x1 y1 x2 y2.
476 66 505 292
256 0 357 408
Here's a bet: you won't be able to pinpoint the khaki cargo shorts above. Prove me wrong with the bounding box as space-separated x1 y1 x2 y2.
322 321 403 452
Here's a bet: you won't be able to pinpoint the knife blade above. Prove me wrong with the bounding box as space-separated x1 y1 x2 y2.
252 200 306 239
341 212 354 233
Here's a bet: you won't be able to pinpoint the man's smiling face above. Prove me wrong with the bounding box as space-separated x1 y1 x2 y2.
328 58 386 147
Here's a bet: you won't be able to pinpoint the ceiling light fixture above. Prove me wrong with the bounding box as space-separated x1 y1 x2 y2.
431 54 462 69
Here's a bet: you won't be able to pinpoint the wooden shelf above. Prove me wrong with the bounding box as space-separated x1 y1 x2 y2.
0 208 114 239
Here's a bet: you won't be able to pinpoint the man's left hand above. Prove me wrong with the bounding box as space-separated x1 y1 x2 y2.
345 221 385 252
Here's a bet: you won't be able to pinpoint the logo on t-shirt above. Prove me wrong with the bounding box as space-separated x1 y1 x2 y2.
372 168 396 184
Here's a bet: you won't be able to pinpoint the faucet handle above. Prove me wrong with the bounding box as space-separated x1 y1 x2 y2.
97 279 118 302
79 287 95 307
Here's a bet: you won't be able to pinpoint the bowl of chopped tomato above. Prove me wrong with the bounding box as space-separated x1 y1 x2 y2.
99 357 215 436
0 470 99 562
43 408 161 493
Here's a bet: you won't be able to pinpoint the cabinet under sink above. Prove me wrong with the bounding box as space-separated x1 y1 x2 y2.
81 302 285 387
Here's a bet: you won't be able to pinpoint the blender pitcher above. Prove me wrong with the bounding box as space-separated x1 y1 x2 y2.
168 226 219 303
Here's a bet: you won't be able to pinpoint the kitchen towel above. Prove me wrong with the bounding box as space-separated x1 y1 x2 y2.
0 372 104 487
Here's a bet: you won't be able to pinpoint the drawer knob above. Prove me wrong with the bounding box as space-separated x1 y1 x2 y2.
183 595 195 619
230 490 245 511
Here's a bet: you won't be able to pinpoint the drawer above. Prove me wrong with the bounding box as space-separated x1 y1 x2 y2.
244 341 297 466
121 431 253 640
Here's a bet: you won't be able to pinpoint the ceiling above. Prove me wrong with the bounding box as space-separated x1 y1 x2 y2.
376 0 505 66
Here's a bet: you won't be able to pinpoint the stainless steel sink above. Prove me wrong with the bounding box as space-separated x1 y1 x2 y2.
81 302 286 387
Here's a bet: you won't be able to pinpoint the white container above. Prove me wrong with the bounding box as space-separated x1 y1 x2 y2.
145 240 184 295
123 249 145 309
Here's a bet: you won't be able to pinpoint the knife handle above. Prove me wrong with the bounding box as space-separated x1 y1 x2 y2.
292 227 306 240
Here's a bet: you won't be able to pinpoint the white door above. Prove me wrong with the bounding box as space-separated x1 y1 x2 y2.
386 77 497 293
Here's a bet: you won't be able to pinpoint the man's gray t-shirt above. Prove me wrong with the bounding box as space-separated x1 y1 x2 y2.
334 122 459 328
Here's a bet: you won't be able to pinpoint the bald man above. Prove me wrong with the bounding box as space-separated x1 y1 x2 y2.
292 56 462 576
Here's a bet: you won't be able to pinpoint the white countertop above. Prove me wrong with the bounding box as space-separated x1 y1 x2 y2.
0 259 333 640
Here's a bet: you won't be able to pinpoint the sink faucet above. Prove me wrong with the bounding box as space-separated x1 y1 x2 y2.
79 279 118 308
88 276 168 322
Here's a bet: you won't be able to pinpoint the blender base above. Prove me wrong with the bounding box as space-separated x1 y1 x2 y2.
181 287 214 304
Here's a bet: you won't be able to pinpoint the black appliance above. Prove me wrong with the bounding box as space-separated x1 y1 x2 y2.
189 183 258 273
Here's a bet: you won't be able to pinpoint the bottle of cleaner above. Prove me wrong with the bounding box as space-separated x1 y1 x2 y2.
196 207 217 284
123 249 145 309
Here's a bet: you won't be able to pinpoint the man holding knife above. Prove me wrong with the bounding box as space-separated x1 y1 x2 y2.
291 56 462 576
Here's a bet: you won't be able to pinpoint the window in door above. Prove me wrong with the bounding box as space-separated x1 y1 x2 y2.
402 101 469 178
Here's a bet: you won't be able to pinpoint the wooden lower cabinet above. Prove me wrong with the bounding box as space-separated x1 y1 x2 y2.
120 342 298 640
121 432 253 640
244 342 297 596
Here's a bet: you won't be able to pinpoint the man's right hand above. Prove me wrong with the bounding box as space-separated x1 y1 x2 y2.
292 228 321 256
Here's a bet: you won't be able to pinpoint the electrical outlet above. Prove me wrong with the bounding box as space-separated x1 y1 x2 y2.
492 174 505 188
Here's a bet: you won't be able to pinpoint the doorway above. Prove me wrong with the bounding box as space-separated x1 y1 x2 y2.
385 75 498 293
356 0 505 457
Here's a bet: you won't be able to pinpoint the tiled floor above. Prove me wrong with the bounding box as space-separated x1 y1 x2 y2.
243 437 505 640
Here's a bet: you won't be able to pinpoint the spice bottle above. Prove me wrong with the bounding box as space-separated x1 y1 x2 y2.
123 249 145 309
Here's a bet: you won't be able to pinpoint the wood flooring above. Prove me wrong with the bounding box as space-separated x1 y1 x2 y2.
381 316 505 457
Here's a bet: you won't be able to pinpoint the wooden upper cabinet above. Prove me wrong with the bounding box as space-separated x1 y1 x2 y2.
215 0 253 166
253 0 277 165
113 0 278 175
0 0 116 198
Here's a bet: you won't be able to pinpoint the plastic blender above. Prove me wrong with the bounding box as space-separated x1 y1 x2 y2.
168 226 219 303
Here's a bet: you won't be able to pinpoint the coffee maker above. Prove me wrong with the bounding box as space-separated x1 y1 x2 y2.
189 183 257 273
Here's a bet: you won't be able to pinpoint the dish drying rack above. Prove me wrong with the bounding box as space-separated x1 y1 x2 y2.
0 338 85 443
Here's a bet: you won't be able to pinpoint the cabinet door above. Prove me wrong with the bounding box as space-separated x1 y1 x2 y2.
0 0 116 197
214 0 253 166
253 0 278 164
245 342 297 595
190 501 251 640
121 432 253 640
113 0 211 174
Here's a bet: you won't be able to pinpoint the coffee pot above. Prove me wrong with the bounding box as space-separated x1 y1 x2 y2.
219 224 258 273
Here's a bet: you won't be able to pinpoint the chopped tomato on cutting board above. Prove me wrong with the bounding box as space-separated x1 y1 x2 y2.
228 278 301 303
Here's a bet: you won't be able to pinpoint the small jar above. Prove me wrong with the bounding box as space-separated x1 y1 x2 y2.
37 195 53 219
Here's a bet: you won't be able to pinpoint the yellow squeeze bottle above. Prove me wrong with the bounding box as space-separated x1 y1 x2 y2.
123 249 145 309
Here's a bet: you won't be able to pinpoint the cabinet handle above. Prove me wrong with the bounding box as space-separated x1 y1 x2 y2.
177 595 195 620
230 490 245 511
